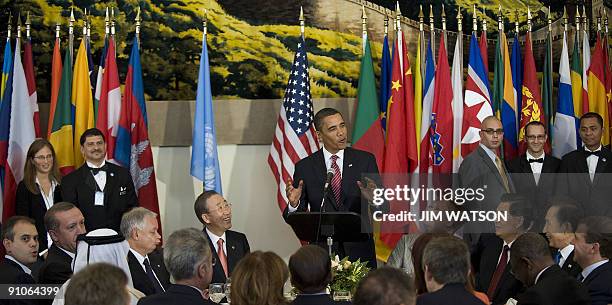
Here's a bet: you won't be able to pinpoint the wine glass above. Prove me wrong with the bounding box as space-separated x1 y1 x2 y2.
333 290 351 301
209 283 225 303
224 282 231 304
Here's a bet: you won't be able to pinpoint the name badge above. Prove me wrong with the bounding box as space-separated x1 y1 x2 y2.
95 191 104 206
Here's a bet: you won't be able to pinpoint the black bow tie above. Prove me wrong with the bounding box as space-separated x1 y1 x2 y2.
528 158 544 163
584 150 602 157
89 164 108 175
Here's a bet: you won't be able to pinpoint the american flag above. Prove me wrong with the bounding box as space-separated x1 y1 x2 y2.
268 36 319 212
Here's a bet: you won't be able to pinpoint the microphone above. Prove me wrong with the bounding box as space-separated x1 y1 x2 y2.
320 170 334 211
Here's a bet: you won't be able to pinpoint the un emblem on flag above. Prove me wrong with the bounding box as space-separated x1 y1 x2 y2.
204 126 218 190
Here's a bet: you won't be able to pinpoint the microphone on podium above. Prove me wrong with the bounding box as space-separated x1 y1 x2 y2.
320 170 334 211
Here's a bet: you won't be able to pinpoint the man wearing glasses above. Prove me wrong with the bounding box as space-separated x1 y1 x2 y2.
507 121 560 231
194 190 250 284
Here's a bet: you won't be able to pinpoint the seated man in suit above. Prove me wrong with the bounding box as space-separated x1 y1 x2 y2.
289 245 349 305
507 121 560 230
137 228 216 305
121 207 170 296
574 216 612 305
284 108 379 269
417 236 483 305
38 202 86 285
510 233 589 305
65 263 130 305
0 216 39 305
194 191 249 284
542 203 583 277
473 194 531 305
61 128 138 232
557 112 612 217
353 267 415 305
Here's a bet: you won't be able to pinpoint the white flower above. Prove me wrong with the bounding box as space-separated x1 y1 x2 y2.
343 260 351 269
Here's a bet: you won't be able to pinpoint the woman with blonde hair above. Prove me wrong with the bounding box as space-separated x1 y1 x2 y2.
15 139 62 254
231 251 289 305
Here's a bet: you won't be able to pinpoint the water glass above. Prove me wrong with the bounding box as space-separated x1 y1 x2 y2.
209 283 225 303
333 290 351 301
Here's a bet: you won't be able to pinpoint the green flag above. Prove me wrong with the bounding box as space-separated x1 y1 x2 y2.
542 33 554 136
493 34 504 118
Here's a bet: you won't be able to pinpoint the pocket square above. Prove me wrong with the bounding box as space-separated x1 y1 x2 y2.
119 186 127 196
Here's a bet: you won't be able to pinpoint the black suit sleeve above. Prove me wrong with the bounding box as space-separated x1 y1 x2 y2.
15 182 32 217
38 262 72 285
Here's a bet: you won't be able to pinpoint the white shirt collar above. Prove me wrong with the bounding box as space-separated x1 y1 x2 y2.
206 228 227 247
584 145 602 152
534 265 553 285
559 244 574 260
86 160 107 169
56 245 76 259
34 177 58 189
525 150 545 160
581 259 609 280
129 248 148 265
479 143 498 163
322 147 344 163
5 255 32 275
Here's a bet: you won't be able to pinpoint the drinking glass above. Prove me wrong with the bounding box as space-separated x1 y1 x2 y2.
224 282 231 304
209 283 225 303
333 290 351 301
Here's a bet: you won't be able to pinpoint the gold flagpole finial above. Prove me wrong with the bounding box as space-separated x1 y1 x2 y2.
396 1 402 33
442 4 447 32
202 8 207 36
482 7 487 32
563 7 568 32
6 12 12 40
457 7 463 31
362 5 367 36
583 6 588 34
16 12 22 39
498 4 503 32
82 8 87 37
384 12 389 35
597 8 602 32
605 7 609 35
299 6 305 36
418 5 423 32
110 7 116 36
25 11 31 39
575 6 581 32
86 8 91 38
105 7 110 35
527 7 532 32
136 6 142 34
473 4 478 33
548 6 552 32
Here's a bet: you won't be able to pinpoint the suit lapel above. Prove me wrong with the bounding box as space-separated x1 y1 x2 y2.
81 166 98 192
104 165 118 203
478 147 507 189
127 251 154 294
204 230 226 282
340 148 356 210
593 149 611 185
315 149 339 211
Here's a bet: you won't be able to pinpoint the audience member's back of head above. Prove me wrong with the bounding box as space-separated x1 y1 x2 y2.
353 267 415 305
422 236 470 288
511 232 554 262
65 263 129 305
231 251 288 305
164 227 211 282
289 245 331 294
411 233 451 294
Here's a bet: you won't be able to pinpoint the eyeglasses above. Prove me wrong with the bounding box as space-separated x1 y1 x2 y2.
33 154 53 161
208 202 232 213
481 128 504 136
526 135 546 141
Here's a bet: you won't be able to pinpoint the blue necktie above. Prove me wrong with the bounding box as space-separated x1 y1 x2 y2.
144 258 165 294
554 250 562 265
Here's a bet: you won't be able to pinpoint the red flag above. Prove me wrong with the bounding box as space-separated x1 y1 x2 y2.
23 37 39 137
429 36 453 173
518 33 546 153
480 31 489 76
47 37 62 138
95 37 121 162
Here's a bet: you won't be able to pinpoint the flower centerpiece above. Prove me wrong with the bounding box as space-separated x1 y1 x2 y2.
329 255 370 295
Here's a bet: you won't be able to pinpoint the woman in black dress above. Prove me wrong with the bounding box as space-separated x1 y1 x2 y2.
15 139 62 255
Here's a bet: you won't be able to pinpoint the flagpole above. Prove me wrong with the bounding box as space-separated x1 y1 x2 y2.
86 9 91 42
515 10 519 37
419 5 425 75
395 1 402 71
384 11 389 37
82 8 87 39
361 5 367 54
55 15 61 40
527 7 532 33
69 7 75 63
16 12 21 40
429 4 435 60
105 7 110 36
498 5 503 51
25 11 31 39
482 7 487 36
299 6 305 37
135 6 142 49
111 7 116 58
576 6 581 48
547 6 554 129
583 6 589 42
473 4 478 35
442 4 447 48
598 8 602 35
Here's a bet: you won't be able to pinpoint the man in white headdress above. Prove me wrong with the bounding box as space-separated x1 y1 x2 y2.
53 228 144 305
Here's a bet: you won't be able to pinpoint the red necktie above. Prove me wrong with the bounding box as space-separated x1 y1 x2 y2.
330 155 342 208
487 245 509 299
217 239 228 277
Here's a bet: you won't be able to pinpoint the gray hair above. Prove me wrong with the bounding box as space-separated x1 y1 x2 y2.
44 202 78 232
164 228 211 281
422 236 470 285
120 207 157 239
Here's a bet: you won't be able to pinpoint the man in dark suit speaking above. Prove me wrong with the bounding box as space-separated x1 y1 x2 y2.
61 128 138 232
284 108 378 268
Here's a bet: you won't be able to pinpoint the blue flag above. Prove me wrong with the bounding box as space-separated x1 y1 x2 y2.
552 33 577 158
0 40 14 193
191 32 222 194
379 34 392 131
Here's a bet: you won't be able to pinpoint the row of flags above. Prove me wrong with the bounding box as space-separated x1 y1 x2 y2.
266 9 612 262
0 27 160 231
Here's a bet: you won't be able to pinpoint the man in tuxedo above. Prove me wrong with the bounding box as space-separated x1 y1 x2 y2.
574 216 612 305
0 216 39 305
473 194 531 305
510 233 589 305
353 267 415 305
557 112 612 217
542 203 583 277
416 236 483 305
195 190 249 284
507 121 560 230
459 116 515 240
65 263 130 305
121 207 170 296
284 108 378 268
138 228 216 305
289 245 350 305
61 128 138 232
37 202 86 284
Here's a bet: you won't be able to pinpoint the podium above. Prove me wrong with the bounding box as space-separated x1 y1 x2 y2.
286 212 370 256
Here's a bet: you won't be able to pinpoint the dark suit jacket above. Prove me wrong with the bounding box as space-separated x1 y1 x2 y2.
417 283 485 305
37 244 72 284
557 147 612 217
582 261 612 305
291 294 352 305
472 234 524 305
128 249 171 296
516 265 590 305
204 229 250 284
15 181 62 253
560 249 582 278
0 258 39 305
506 154 560 230
282 148 378 268
137 284 216 305
61 162 138 232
